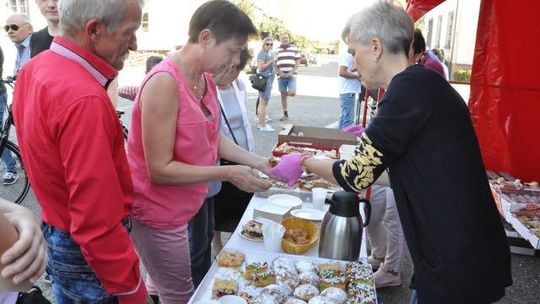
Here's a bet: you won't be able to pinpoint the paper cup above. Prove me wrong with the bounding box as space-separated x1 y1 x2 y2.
312 187 327 210
262 221 285 252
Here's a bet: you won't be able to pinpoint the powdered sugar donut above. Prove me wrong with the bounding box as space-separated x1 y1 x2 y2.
320 287 347 304
293 284 320 301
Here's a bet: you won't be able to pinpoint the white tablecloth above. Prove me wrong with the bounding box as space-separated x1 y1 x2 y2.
188 195 369 303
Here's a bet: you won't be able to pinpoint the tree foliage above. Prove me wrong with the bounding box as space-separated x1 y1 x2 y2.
231 0 317 53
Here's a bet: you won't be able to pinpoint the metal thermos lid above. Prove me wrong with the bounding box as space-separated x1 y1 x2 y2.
329 191 359 217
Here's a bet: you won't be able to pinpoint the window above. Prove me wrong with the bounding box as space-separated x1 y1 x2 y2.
8 0 28 14
427 18 434 47
142 12 149 32
434 15 443 49
445 11 454 49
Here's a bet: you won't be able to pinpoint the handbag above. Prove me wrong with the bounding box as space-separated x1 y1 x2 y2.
249 73 268 91
214 101 254 232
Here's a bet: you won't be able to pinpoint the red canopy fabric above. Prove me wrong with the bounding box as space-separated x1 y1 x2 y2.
468 0 540 181
406 0 444 21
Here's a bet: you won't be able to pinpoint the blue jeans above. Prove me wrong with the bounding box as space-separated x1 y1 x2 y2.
41 223 118 304
187 197 214 288
339 93 356 129
0 93 15 173
278 76 297 93
410 289 418 304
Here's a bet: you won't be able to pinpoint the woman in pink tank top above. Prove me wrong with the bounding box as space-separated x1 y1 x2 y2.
126 2 271 303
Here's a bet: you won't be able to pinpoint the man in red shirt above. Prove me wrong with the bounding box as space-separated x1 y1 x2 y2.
13 0 151 303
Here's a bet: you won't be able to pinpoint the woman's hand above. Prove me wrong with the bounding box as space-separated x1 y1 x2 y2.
226 165 272 193
1 208 47 284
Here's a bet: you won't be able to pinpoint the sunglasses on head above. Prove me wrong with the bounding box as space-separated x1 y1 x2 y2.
4 24 25 32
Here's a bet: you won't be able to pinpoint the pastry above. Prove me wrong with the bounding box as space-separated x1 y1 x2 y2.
296 260 317 274
218 249 245 267
269 156 281 168
212 278 238 299
319 271 347 291
253 294 279 304
346 283 376 304
272 257 297 275
345 262 373 285
293 284 319 301
285 299 307 304
320 287 347 304
276 270 299 294
318 262 340 274
239 285 262 304
299 271 319 286
241 220 264 240
308 296 335 304
284 228 311 245
261 284 289 304
244 262 276 287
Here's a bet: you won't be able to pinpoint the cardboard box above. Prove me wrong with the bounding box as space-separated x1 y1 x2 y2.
278 124 358 150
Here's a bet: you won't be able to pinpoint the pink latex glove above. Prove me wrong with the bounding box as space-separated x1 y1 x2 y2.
342 124 365 137
268 153 308 187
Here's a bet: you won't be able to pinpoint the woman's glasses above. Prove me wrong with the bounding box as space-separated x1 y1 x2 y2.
265 43 273 46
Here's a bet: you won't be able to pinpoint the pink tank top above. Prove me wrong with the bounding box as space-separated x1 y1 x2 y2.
127 59 219 228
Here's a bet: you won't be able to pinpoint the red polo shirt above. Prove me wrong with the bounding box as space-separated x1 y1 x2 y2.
13 37 147 303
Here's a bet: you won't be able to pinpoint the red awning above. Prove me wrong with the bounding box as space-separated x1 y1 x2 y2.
406 0 445 21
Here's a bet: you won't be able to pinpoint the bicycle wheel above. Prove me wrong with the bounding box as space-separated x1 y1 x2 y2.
0 140 30 204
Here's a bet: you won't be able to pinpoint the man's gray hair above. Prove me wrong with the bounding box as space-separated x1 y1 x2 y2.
342 1 414 56
59 0 144 35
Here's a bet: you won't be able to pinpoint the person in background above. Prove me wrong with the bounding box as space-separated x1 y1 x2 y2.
410 29 447 80
256 36 276 131
338 48 361 129
31 0 59 57
127 1 270 303
12 0 152 302
4 14 33 75
0 45 18 186
118 56 164 101
431 49 449 80
211 48 255 253
366 185 406 288
269 2 512 303
275 32 300 121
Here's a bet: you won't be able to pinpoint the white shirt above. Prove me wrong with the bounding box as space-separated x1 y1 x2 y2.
338 52 361 94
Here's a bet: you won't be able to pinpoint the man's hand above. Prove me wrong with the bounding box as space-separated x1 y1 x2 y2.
268 153 308 186
226 165 272 192
1 208 47 284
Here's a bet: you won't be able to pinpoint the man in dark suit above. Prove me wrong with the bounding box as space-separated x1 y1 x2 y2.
30 0 59 58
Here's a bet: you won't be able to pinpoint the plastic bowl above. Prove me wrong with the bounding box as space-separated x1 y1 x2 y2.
281 217 319 255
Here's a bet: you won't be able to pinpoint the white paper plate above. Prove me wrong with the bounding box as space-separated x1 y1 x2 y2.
267 194 303 208
290 208 326 221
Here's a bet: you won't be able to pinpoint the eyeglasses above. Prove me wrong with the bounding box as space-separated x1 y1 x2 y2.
265 43 273 46
4 24 27 32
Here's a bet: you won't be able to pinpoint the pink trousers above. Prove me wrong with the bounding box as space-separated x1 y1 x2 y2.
130 219 194 304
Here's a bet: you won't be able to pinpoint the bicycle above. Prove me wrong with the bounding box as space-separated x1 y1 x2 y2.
1 77 31 204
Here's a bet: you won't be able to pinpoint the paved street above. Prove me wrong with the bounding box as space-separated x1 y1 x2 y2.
2 60 538 303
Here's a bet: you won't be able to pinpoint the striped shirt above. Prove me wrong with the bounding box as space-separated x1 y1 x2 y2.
275 44 301 73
